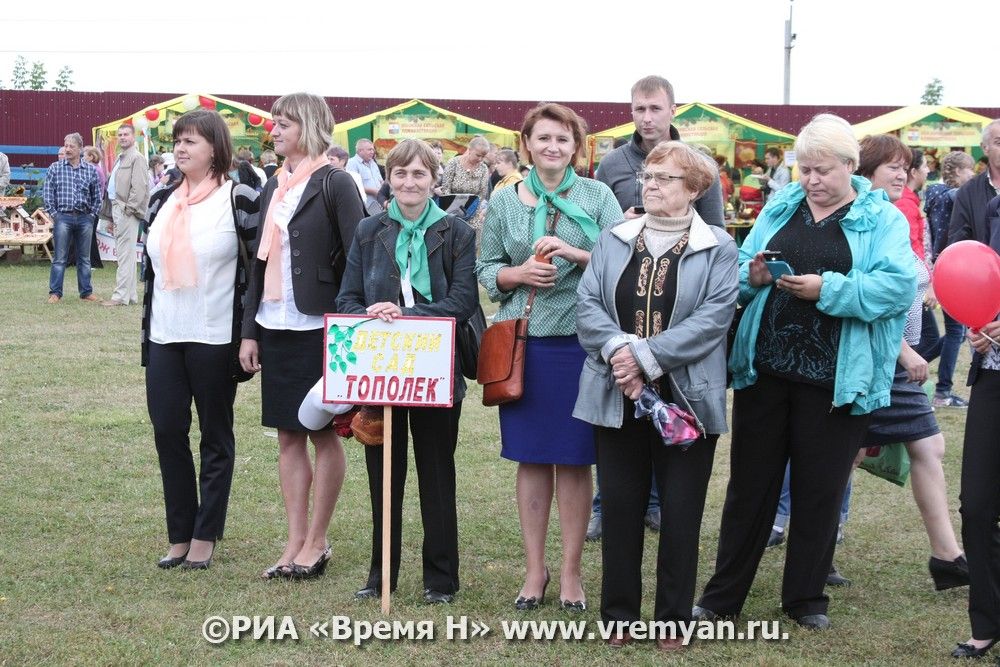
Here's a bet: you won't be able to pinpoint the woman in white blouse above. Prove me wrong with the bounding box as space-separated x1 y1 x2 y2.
141 109 259 570
238 93 365 580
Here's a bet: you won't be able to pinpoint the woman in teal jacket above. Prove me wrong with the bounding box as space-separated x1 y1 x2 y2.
695 114 916 630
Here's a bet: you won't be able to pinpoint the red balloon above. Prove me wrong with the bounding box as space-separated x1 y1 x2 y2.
933 240 1000 330
248 113 263 127
263 119 275 133
199 96 216 109
145 108 159 121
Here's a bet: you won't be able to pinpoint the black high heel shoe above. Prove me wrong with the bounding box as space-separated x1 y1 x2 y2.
514 568 550 610
930 555 970 591
157 550 189 569
289 546 332 580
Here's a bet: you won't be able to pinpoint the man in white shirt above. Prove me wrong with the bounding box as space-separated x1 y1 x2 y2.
346 139 383 211
763 147 791 200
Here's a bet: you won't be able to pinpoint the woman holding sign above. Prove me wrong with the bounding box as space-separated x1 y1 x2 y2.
239 93 365 581
337 139 478 603
476 103 621 612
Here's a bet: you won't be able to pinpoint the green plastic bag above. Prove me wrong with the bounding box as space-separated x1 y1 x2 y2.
859 443 911 487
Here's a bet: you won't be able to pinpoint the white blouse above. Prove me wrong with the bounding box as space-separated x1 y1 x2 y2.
147 181 237 345
255 180 325 331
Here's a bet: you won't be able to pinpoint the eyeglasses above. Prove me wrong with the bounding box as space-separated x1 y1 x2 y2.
639 170 686 186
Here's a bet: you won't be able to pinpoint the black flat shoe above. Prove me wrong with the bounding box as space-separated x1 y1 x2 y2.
355 585 380 600
796 614 831 630
826 565 851 587
423 589 454 604
181 556 212 570
157 551 188 569
559 599 587 612
692 605 718 621
514 568 550 611
931 555 970 591
289 547 332 580
951 638 996 658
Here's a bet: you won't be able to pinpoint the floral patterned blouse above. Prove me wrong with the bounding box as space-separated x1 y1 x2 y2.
441 155 490 199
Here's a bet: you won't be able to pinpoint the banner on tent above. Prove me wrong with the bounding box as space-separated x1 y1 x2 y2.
323 315 455 408
675 119 730 143
376 115 456 140
903 122 981 147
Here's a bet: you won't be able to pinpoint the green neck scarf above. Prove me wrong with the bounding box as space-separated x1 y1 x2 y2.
389 198 447 302
525 167 600 243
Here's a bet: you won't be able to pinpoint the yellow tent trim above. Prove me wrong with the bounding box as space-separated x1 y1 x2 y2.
92 93 272 143
852 105 994 139
334 99 517 136
592 103 795 141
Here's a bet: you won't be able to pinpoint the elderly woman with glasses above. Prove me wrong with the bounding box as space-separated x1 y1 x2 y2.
575 141 738 650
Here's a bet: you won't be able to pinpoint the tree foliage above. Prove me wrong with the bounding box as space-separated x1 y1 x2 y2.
53 66 74 91
11 55 29 88
921 78 944 105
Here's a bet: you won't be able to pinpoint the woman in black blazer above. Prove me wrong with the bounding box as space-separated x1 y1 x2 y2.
239 92 366 580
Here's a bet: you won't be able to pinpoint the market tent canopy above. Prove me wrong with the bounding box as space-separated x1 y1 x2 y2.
589 102 795 171
852 105 993 150
92 93 274 172
333 99 518 159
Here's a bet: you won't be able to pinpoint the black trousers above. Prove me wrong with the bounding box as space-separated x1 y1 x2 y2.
146 342 237 543
363 402 462 594
960 369 1000 639
699 373 871 618
597 412 717 624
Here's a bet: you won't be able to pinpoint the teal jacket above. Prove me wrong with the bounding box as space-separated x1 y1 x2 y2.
730 176 916 414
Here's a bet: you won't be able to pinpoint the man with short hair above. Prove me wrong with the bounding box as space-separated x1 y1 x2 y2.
596 75 724 226
346 139 384 211
44 133 103 303
101 124 149 306
762 147 791 199
587 75 726 541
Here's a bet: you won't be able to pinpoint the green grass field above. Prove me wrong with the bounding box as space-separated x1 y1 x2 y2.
0 261 978 665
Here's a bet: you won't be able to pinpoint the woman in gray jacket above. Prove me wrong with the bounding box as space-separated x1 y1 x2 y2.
575 141 738 650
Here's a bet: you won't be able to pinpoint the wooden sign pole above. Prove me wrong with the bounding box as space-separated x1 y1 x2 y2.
381 404 393 615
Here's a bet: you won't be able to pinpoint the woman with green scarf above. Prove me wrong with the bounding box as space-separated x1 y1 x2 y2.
476 103 623 611
337 139 479 604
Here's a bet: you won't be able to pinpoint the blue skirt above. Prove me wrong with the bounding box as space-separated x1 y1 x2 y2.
499 336 595 466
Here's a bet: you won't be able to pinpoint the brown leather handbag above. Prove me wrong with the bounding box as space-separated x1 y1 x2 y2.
476 296 534 406
476 211 559 406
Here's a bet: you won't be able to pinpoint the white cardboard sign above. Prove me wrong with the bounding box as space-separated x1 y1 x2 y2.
323 314 455 408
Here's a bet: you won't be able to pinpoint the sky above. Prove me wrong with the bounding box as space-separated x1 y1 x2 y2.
2 0 997 108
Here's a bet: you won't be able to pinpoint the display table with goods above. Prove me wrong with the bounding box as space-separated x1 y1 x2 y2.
0 198 54 261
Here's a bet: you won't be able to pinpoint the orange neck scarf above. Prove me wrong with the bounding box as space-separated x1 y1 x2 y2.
257 156 329 302
158 175 223 290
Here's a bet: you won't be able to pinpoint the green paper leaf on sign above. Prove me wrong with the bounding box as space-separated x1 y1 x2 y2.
339 360 347 373
346 351 357 363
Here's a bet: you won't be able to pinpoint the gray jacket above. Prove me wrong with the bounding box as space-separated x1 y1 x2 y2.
573 212 738 433
595 129 725 227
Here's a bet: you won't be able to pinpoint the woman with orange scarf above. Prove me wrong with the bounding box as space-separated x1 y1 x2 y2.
141 109 260 570
238 93 366 580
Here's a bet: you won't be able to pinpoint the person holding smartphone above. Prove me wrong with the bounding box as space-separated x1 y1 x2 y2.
695 114 916 630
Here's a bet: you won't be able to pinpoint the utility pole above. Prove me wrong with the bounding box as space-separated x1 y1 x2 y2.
783 0 796 104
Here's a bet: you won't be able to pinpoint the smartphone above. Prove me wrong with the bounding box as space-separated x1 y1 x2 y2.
765 260 795 281
761 250 783 261
633 206 646 214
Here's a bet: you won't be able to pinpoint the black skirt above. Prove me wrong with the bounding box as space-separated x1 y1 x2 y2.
260 327 329 431
864 364 940 447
